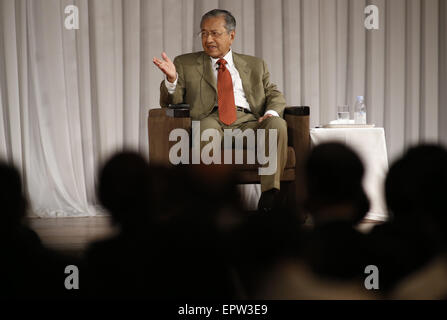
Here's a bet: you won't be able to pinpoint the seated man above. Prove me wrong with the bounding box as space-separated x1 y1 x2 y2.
153 9 287 212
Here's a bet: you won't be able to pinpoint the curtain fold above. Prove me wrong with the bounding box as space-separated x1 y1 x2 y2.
0 0 445 216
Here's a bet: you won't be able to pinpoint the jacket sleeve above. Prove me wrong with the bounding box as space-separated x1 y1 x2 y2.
262 60 286 118
159 57 186 107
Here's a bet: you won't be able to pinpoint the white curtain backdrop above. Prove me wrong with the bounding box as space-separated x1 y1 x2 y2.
0 0 446 217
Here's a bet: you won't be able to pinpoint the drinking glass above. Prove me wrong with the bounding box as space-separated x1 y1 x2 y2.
337 105 350 123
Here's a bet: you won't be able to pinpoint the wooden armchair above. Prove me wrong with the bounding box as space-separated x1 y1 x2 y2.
148 106 310 212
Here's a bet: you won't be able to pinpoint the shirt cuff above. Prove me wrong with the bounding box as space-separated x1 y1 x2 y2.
264 110 279 117
164 73 178 94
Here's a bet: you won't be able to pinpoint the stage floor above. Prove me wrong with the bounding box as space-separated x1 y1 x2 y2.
28 216 380 256
28 216 116 256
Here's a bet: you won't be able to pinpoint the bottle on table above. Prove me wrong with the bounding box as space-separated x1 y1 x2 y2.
354 96 367 124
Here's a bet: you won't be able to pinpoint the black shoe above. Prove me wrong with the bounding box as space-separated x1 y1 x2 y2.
257 188 280 213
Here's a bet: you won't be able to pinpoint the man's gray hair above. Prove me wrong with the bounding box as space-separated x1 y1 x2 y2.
200 9 236 32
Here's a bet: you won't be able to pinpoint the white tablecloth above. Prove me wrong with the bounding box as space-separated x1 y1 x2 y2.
310 128 389 221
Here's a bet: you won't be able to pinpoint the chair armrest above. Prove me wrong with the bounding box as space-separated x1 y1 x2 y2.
148 108 191 165
166 104 190 118
284 106 310 168
284 106 310 116
166 108 190 118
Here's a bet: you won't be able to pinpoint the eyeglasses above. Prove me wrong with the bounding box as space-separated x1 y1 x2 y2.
197 30 228 39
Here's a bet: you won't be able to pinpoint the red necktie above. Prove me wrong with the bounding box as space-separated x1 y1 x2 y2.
217 59 237 125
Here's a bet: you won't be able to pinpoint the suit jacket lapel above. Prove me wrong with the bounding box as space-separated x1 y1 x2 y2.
196 52 217 93
233 52 254 110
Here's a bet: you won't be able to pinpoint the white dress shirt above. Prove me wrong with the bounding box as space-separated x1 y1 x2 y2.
165 49 279 117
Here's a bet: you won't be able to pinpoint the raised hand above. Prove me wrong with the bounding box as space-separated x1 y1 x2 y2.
153 52 177 83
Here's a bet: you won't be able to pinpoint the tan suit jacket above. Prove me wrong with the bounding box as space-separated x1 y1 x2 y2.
159 51 286 120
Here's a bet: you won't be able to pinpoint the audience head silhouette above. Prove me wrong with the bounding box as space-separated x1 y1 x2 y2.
303 142 370 225
0 161 27 234
0 161 80 298
97 151 153 231
385 144 447 235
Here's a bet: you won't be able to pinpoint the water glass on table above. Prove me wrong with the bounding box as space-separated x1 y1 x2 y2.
337 105 350 124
